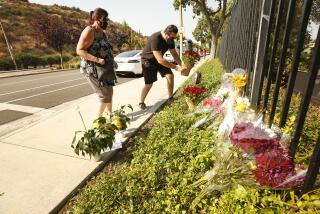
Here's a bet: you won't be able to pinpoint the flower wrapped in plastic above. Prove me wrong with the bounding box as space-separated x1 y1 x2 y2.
235 97 250 113
233 96 258 124
203 97 223 108
218 97 236 137
229 122 278 153
194 107 225 128
253 145 305 188
232 74 247 89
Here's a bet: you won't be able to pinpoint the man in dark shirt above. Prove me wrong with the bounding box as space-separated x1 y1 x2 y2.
139 25 185 110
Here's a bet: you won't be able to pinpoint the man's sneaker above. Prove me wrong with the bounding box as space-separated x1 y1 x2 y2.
139 102 147 110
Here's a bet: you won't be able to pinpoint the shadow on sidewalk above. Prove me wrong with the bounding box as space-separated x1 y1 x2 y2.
127 99 166 123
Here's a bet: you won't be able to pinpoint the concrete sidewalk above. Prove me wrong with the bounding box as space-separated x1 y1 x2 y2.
0 60 205 213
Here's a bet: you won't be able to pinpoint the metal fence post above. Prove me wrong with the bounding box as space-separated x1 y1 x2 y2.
290 26 320 158
250 0 274 108
279 0 314 127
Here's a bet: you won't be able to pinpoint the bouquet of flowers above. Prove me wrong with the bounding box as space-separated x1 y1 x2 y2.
235 97 250 113
229 122 277 153
183 86 206 111
183 50 200 66
253 145 305 188
232 74 247 97
232 74 247 89
182 50 200 76
203 97 223 108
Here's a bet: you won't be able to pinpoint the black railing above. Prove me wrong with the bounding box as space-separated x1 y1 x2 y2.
218 0 320 193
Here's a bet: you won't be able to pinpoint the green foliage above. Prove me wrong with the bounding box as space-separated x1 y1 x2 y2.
72 117 116 158
110 104 133 130
15 53 42 68
45 55 61 66
0 57 15 70
67 59 320 213
182 54 197 67
64 56 80 69
193 17 213 45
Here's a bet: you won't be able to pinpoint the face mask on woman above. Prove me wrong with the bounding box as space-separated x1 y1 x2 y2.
99 17 109 29
99 20 108 29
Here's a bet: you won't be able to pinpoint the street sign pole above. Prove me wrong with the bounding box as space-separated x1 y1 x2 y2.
179 1 183 57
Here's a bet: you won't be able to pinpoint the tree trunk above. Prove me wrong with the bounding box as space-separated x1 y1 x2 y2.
60 51 64 69
210 34 218 58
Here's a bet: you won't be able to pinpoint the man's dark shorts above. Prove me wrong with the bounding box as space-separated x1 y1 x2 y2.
141 59 173 84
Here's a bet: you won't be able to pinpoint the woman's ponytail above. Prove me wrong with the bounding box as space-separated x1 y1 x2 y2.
89 11 94 24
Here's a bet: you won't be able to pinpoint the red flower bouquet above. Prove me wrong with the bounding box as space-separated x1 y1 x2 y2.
229 122 277 153
253 145 304 188
183 86 206 101
182 51 200 76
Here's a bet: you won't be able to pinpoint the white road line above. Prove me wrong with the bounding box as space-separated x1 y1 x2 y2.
0 71 80 86
5 82 88 104
0 103 55 114
0 77 85 96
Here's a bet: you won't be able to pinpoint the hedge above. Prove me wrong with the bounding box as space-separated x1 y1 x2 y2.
67 59 320 213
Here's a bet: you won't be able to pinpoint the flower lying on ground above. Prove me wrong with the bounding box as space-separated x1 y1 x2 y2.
254 145 305 188
232 74 247 89
235 97 250 113
229 122 276 153
203 97 222 107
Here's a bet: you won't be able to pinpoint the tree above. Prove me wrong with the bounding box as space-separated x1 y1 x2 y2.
105 22 128 52
173 0 233 57
32 15 80 69
193 16 214 47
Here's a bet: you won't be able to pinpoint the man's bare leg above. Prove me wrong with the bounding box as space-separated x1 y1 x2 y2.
165 73 174 98
140 83 153 104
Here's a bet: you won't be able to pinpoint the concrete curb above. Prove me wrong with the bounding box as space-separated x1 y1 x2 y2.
0 68 77 79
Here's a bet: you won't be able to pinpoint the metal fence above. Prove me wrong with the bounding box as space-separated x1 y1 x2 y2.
218 0 320 193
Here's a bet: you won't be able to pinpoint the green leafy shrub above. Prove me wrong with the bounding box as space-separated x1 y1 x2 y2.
16 53 42 68
67 59 320 213
0 57 15 70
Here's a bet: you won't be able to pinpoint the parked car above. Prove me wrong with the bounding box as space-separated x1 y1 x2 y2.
114 50 142 75
163 51 175 63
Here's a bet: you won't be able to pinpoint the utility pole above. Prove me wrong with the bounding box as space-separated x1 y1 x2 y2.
0 20 18 70
179 1 183 57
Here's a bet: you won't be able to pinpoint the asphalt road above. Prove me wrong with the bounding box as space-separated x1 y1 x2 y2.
0 70 137 125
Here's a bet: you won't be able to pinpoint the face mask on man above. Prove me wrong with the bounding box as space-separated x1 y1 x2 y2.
165 33 176 43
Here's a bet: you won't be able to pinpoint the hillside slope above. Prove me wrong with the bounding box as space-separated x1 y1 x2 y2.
0 0 146 59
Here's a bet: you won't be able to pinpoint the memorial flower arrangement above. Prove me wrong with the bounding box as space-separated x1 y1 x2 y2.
183 85 207 111
232 74 247 89
72 105 132 160
235 97 250 113
72 115 116 160
182 50 199 67
110 104 133 131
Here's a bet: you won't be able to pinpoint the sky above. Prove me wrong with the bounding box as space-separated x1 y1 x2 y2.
29 0 215 40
